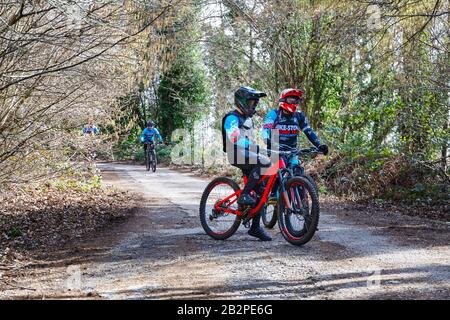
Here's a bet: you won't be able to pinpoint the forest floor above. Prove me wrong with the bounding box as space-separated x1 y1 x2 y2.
0 163 449 299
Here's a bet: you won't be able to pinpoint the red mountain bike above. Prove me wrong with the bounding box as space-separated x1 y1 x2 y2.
199 148 322 246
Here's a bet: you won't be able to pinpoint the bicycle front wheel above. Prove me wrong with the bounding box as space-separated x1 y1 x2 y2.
278 176 320 246
151 151 157 172
146 149 151 171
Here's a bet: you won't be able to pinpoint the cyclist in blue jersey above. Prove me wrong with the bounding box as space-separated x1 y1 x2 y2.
140 120 163 153
141 120 163 143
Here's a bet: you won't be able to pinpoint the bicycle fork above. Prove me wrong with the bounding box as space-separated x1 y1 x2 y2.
278 170 291 210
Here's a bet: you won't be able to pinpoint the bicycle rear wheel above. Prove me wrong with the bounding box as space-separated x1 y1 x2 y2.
278 176 320 246
199 177 241 240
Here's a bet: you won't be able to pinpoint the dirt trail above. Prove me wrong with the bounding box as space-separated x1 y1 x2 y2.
1 163 449 299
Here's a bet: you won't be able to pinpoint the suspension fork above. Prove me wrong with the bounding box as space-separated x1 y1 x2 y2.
293 185 303 209
278 169 291 210
285 163 305 209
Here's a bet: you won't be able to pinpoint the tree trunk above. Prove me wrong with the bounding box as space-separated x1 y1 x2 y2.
441 0 449 172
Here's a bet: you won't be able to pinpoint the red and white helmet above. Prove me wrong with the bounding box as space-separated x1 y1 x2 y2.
278 88 303 113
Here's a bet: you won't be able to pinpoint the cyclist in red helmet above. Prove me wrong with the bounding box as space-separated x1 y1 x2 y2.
262 88 328 174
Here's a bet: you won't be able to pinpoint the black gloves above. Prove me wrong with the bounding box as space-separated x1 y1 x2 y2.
318 144 329 155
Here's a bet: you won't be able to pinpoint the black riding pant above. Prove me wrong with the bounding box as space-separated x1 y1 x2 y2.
227 148 271 196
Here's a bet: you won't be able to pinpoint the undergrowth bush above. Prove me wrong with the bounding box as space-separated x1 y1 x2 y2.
321 152 449 204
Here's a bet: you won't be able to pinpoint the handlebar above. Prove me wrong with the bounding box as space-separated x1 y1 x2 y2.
265 145 321 157
296 147 320 156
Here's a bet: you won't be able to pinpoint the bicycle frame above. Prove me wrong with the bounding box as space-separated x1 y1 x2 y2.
145 142 156 156
214 158 292 219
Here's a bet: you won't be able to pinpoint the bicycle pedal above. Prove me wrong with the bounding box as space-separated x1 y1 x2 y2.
243 221 251 228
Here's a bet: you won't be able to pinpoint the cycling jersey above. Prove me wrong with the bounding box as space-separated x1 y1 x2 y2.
222 109 270 203
222 110 256 153
262 109 320 151
140 128 163 143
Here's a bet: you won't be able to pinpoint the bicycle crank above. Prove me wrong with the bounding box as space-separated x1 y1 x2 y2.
240 207 253 227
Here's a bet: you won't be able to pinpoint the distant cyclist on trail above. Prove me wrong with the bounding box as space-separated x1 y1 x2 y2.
262 88 329 177
221 86 272 241
82 118 100 136
140 120 163 150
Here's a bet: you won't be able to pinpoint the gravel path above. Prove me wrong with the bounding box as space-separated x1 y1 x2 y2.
1 163 449 299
